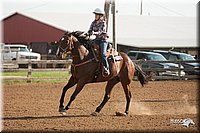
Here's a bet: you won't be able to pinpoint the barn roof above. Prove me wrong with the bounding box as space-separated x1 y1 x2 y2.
2 12 197 48
2 12 66 33
2 12 65 43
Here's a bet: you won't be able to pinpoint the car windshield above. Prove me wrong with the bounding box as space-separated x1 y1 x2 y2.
146 54 167 61
178 54 195 61
10 47 29 52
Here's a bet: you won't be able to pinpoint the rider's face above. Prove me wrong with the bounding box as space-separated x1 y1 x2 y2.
95 14 100 21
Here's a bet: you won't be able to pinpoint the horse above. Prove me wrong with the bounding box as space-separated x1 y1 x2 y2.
57 31 150 116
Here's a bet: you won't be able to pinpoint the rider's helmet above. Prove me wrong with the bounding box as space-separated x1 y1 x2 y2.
93 8 104 15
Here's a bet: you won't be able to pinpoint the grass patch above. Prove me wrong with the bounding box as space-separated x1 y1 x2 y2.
32 71 69 78
2 71 69 78
2 79 68 85
1 72 27 77
1 71 70 84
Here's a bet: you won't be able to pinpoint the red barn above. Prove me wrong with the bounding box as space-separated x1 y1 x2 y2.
2 12 65 55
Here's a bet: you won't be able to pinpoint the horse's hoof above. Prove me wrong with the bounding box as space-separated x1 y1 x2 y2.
115 112 127 116
91 112 98 116
60 112 67 115
59 107 66 115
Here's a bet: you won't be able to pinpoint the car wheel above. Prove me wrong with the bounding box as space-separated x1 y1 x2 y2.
149 71 158 81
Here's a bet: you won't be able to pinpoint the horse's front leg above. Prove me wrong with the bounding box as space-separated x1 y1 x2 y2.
65 80 85 110
59 76 77 113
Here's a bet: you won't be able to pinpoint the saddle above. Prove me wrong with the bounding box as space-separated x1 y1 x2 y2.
91 43 122 62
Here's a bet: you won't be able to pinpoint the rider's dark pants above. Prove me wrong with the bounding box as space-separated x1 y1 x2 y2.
95 39 109 70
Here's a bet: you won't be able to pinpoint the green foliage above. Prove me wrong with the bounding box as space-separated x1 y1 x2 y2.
1 71 70 84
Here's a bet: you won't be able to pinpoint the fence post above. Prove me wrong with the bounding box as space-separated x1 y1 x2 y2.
27 61 32 83
178 61 181 80
16 49 19 61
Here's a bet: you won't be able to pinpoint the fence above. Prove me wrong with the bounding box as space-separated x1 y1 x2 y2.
1 60 72 82
1 59 200 82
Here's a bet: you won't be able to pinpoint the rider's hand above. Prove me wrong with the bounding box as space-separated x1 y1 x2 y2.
84 32 89 36
88 31 94 36
93 31 99 35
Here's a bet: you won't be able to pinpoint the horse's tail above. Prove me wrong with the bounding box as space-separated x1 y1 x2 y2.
134 63 151 86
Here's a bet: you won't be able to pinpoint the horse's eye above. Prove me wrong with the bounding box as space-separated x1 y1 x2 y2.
61 37 65 41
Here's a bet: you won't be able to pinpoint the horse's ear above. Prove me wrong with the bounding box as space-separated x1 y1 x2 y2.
67 32 73 41
65 30 71 35
68 32 72 37
64 31 68 35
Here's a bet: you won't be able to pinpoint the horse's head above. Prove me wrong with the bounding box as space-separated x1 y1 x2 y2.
56 31 78 59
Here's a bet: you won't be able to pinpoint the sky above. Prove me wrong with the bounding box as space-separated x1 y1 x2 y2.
0 0 199 20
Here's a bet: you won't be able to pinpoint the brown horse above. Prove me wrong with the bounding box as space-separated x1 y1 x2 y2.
58 31 149 116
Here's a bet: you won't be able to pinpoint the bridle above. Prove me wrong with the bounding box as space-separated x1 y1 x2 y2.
57 45 69 54
57 32 96 69
56 34 74 57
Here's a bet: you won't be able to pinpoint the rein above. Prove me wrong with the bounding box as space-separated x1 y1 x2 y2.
72 58 95 68
71 58 96 73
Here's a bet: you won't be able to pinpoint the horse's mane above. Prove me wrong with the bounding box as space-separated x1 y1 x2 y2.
72 31 85 37
70 31 90 60
72 31 89 45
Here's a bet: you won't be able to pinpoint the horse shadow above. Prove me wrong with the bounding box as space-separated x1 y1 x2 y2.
2 114 90 121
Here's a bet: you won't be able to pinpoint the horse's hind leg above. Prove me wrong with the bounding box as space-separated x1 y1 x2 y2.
121 82 132 115
59 76 77 113
92 77 119 116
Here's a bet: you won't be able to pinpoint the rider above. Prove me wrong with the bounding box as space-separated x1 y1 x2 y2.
87 8 110 77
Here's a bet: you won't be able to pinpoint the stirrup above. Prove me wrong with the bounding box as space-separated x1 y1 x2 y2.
102 67 110 77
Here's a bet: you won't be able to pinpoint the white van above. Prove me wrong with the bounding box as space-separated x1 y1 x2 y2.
1 44 41 61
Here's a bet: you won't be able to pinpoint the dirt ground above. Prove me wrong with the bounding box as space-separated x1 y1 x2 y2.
2 80 199 132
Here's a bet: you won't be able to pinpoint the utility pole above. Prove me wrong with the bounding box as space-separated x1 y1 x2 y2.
111 0 117 50
140 0 143 15
104 0 117 50
104 0 111 32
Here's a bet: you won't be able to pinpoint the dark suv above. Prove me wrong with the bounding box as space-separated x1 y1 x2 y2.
127 51 185 77
152 50 200 75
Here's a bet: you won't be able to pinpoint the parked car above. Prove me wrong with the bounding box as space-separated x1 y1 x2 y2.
152 50 200 75
1 44 41 68
2 44 41 61
127 51 185 78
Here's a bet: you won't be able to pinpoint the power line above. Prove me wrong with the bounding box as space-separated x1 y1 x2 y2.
144 1 173 16
20 1 51 12
148 0 185 17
